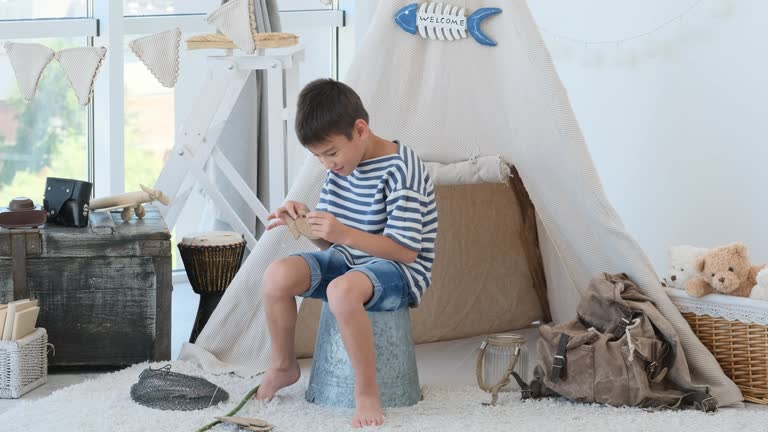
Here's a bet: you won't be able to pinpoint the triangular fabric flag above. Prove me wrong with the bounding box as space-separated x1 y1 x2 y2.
3 42 55 102
54 46 107 106
207 0 257 54
129 28 181 88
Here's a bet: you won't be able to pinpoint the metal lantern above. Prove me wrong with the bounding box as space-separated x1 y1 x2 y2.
475 333 528 406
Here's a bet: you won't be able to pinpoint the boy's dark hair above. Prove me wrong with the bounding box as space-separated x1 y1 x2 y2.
295 78 369 147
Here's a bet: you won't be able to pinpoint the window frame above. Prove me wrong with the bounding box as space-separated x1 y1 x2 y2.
0 1 345 198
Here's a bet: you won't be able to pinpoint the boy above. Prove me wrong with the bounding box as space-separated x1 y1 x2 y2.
255 78 437 428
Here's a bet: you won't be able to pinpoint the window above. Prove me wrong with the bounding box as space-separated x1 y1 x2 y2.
277 0 332 11
123 0 217 16
123 0 331 17
123 29 337 194
0 1 345 271
0 38 89 203
123 35 174 191
0 1 88 20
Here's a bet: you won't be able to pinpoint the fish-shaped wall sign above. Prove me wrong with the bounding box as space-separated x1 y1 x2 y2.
395 2 502 46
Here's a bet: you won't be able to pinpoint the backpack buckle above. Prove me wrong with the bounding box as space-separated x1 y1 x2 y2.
550 334 570 382
552 355 566 368
551 355 567 381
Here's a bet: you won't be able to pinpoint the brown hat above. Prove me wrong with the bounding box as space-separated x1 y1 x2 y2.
0 197 47 229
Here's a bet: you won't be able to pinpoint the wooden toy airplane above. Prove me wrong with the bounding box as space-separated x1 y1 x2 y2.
89 185 170 222
214 416 274 431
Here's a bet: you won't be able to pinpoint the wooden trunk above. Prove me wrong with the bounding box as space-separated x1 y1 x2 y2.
0 205 171 367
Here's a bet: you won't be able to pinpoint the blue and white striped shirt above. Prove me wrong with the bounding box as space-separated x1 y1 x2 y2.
315 141 438 305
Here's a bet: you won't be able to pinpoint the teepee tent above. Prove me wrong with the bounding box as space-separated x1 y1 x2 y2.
177 0 742 406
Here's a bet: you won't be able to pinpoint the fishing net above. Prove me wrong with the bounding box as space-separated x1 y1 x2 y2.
130 364 230 411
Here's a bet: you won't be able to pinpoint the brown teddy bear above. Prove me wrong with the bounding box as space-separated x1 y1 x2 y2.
685 242 766 298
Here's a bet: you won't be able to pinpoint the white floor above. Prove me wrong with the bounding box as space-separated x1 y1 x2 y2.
0 281 200 414
2 283 767 417
0 282 511 414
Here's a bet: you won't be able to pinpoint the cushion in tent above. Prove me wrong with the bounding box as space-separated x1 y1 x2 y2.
294 182 546 358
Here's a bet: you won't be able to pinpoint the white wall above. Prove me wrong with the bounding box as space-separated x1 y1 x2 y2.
244 0 763 278
527 0 768 275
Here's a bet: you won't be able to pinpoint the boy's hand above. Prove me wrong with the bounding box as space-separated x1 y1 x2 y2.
306 211 350 244
266 200 308 230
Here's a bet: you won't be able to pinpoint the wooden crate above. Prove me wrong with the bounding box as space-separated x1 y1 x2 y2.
0 205 171 367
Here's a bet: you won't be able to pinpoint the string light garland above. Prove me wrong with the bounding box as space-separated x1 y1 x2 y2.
537 0 707 47
532 0 739 67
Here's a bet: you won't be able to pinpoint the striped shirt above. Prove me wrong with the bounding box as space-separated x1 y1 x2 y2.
315 141 438 305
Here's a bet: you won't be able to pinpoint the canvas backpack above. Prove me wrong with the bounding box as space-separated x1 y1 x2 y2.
512 272 718 412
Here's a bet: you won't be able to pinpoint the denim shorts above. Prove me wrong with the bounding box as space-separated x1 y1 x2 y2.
291 248 412 312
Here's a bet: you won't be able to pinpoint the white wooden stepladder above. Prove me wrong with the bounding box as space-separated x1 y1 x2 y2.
154 46 304 250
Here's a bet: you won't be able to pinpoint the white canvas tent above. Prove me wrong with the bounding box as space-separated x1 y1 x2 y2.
177 0 742 406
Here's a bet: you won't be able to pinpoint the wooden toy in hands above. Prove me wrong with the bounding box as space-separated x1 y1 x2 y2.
280 204 319 240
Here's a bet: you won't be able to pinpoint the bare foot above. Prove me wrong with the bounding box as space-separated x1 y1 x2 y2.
352 393 384 428
254 361 301 401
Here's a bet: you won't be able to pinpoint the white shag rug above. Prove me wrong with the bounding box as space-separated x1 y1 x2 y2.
2 361 768 432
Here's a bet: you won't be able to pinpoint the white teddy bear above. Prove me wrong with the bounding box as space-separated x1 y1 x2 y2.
750 268 768 301
664 245 709 289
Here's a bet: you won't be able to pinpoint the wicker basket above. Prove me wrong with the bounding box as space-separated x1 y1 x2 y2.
0 327 48 399
667 288 768 404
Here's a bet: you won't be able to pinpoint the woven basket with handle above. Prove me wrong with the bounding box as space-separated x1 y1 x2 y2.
0 327 48 399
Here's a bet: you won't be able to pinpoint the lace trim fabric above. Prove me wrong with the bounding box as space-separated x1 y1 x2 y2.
667 288 768 325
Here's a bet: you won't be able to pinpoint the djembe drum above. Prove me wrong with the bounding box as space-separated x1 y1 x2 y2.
178 231 246 343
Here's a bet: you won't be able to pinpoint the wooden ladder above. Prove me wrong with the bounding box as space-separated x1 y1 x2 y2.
153 46 305 250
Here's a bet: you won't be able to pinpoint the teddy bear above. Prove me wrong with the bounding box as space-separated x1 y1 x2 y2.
685 242 766 298
663 245 709 289
750 268 768 301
